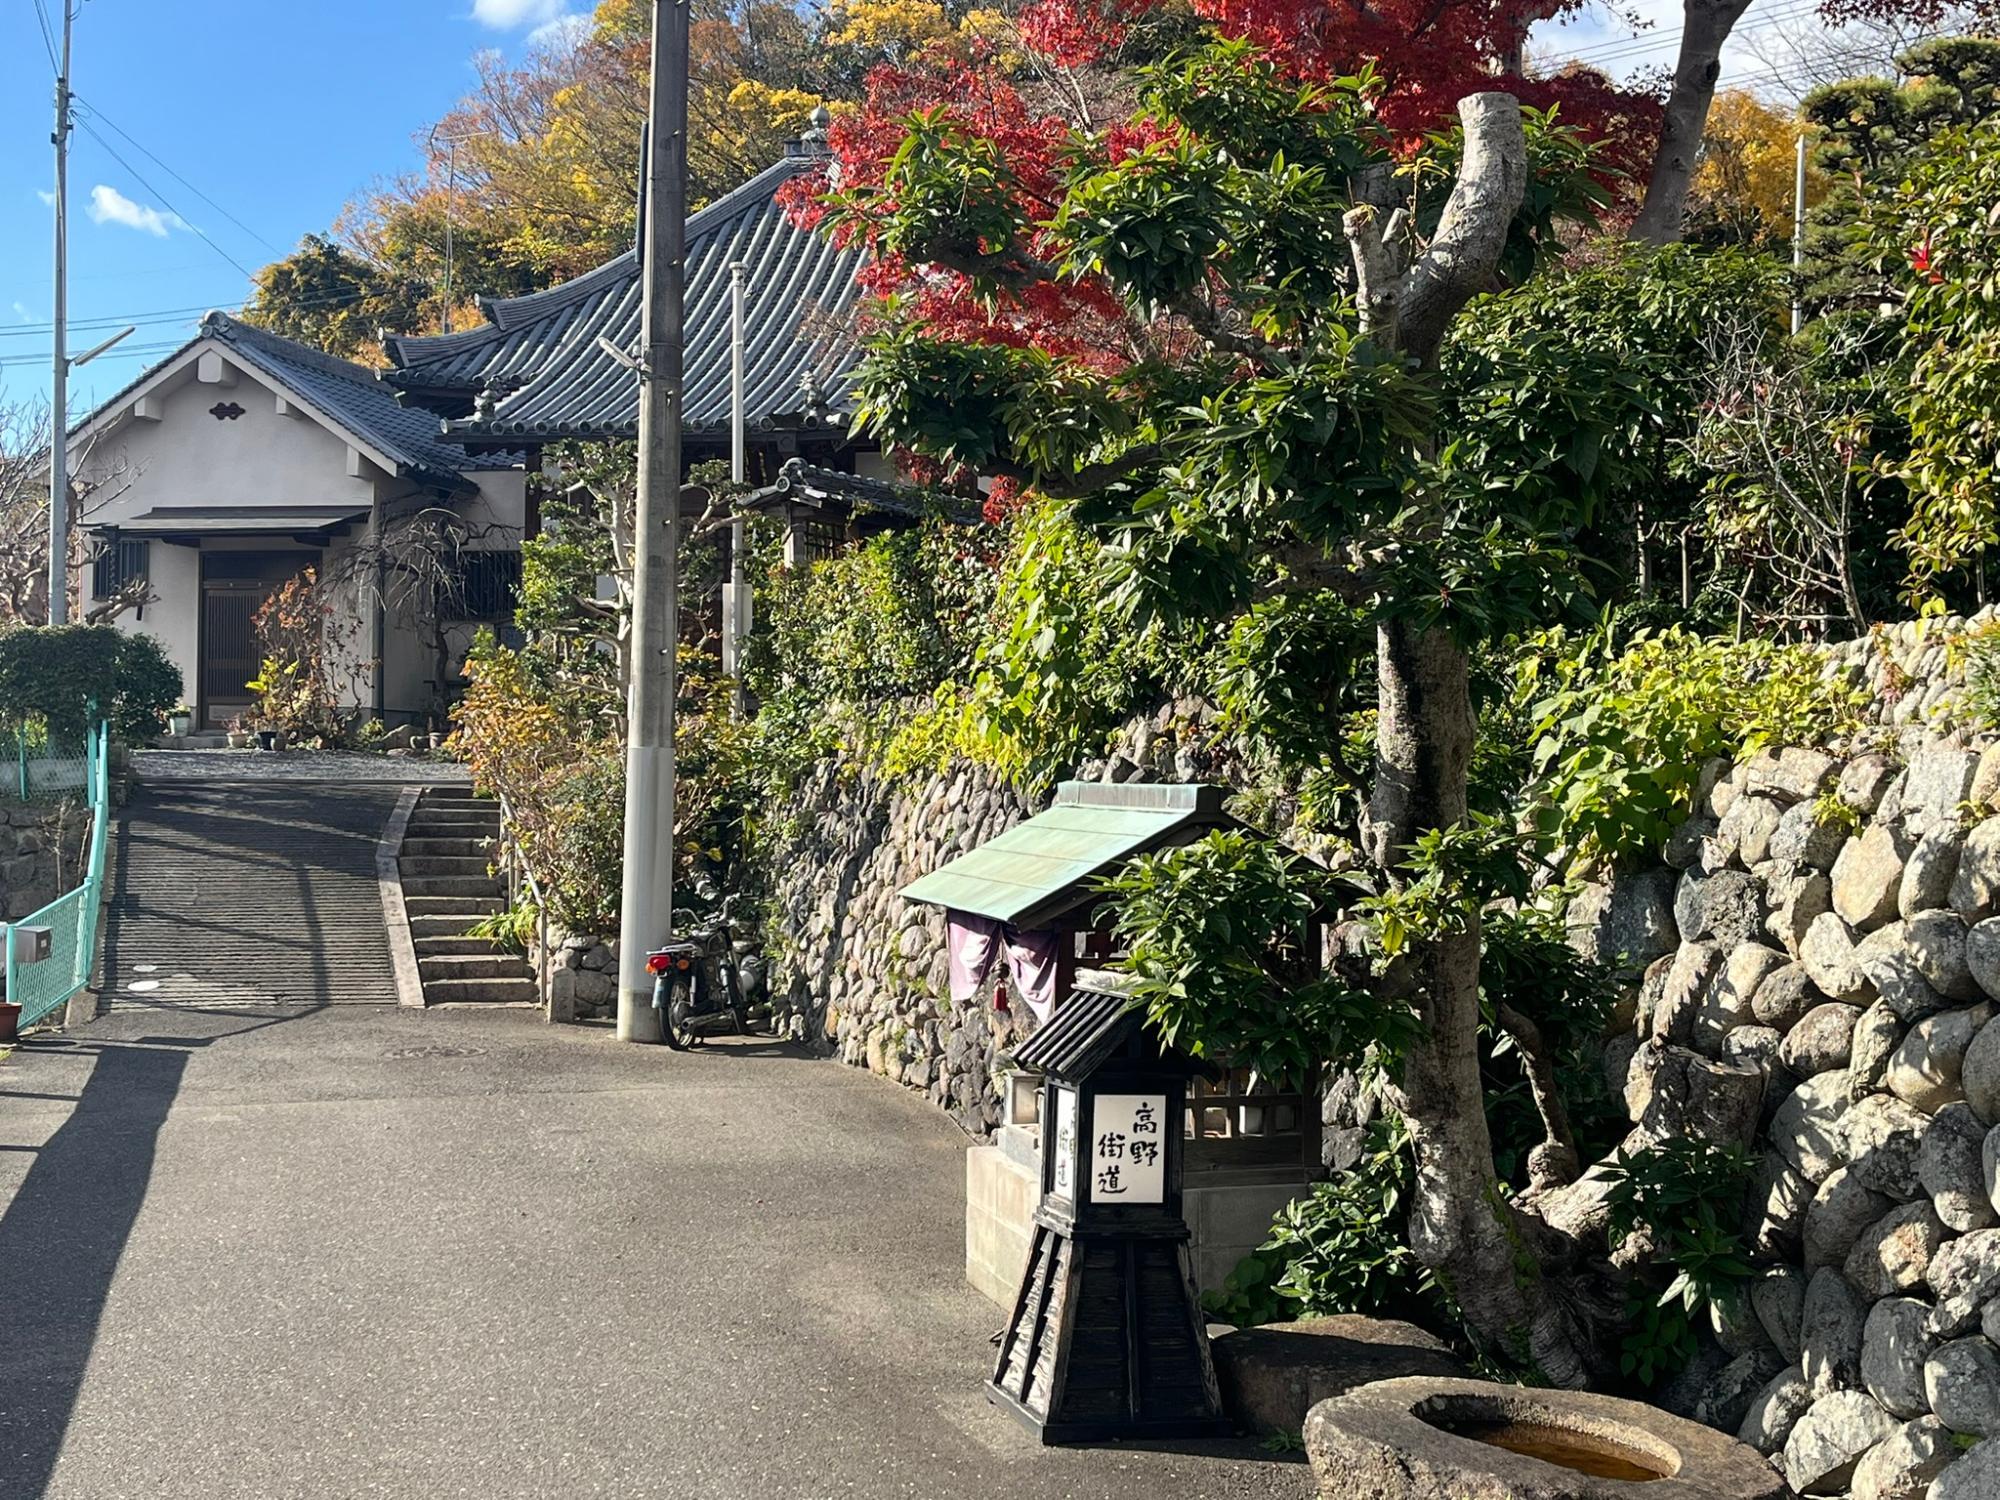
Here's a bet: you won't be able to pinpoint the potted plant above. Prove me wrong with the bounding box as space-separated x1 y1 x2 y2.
0 998 20 1043
168 704 192 737
225 715 251 750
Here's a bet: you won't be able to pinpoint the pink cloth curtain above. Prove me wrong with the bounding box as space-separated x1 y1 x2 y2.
946 912 1061 1022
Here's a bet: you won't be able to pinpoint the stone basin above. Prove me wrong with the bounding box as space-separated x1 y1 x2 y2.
1304 1377 1791 1499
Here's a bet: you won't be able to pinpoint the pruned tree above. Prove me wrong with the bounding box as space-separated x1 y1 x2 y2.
812 34 1709 1377
0 399 150 628
314 504 518 729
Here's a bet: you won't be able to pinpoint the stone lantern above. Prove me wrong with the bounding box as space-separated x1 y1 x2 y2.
987 975 1231 1444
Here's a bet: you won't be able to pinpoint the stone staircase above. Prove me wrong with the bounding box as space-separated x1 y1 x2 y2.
400 786 538 1006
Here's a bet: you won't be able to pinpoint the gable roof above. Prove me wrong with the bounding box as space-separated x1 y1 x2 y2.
72 312 491 488
900 782 1235 930
383 153 867 450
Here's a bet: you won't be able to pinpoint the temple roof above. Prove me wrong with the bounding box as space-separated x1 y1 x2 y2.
383 153 866 450
738 458 983 527
71 311 492 488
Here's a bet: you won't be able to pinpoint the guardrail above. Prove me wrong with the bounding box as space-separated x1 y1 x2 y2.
4 719 111 1029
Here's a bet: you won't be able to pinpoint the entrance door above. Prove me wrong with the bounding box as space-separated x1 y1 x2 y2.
198 551 319 729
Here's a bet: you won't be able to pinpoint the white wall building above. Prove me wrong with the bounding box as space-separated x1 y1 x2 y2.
67 313 527 731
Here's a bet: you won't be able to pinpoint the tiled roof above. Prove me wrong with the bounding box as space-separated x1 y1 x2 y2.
384 154 866 447
738 458 983 526
195 314 487 483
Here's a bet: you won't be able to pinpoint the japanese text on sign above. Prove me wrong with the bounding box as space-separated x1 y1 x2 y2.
1051 1087 1078 1199
1091 1094 1166 1204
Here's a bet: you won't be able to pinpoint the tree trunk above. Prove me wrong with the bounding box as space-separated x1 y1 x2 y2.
1630 0 1756 245
1345 92 1606 1383
1369 620 1590 1384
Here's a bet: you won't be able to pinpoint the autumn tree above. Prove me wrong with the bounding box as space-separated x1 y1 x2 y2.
811 33 1724 1375
1683 89 1824 249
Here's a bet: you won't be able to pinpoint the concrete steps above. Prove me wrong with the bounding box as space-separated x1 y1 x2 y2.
396 787 538 1007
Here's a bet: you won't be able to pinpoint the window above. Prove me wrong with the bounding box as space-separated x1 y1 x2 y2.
91 538 148 600
452 550 522 621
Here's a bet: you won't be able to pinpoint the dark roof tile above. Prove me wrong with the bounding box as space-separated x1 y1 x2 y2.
385 156 865 446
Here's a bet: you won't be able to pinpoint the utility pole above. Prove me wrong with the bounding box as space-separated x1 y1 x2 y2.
615 0 690 1044
430 127 478 335
49 0 74 627
723 262 749 711
1791 130 1807 337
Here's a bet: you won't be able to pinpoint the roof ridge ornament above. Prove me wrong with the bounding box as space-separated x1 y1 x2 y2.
788 104 833 159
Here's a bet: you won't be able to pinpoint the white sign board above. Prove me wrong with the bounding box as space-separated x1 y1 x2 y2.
1090 1093 1166 1205
1051 1087 1078 1200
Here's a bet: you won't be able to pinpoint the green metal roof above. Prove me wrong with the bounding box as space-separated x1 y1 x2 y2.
900 781 1230 929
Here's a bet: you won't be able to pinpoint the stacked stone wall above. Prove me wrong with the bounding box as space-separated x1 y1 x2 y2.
0 800 92 921
1562 609 2000 1497
756 607 2000 1491
758 698 1235 1135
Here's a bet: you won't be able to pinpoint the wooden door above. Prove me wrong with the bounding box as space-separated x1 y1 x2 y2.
200 584 268 728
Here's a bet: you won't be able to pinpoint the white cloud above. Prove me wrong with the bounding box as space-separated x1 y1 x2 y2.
37 190 55 206
528 11 590 47
471 0 565 26
11 301 35 326
86 184 184 237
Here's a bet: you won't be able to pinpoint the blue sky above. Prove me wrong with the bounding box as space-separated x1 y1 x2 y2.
3 0 1801 420
0 0 593 413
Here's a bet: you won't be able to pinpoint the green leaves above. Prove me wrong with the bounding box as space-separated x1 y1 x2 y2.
0 624 181 743
1601 1137 1758 1384
1517 620 1866 868
1096 827 1409 1086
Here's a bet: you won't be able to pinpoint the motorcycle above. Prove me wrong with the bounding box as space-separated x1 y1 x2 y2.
645 899 753 1049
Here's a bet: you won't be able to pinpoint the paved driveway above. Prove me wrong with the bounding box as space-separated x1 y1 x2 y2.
0 1005 1305 1499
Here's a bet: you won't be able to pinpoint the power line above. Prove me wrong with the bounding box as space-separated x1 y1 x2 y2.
0 284 384 339
0 339 185 370
1544 0 1826 68
72 96 286 257
30 0 59 70
73 117 258 281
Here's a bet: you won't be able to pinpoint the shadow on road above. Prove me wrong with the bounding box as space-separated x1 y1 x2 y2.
0 1011 311 1499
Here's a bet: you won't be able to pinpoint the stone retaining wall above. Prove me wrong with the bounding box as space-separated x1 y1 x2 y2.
758 698 1237 1135
0 800 92 921
1564 612 2000 1497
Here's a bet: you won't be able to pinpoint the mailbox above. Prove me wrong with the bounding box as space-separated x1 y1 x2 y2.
4 925 53 964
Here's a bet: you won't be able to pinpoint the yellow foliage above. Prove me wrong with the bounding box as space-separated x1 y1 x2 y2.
957 7 1028 70
1693 90 1828 240
826 0 953 53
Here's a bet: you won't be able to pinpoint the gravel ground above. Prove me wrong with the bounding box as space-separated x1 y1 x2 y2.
0 1004 1306 1500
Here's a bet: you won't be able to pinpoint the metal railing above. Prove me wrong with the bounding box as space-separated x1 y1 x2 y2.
4 719 111 1028
493 788 553 1016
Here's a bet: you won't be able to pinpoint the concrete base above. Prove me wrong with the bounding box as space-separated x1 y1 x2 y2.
966 1135 1310 1307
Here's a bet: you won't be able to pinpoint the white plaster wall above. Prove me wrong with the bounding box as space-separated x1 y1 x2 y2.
114 543 199 708
73 354 379 528
71 344 528 732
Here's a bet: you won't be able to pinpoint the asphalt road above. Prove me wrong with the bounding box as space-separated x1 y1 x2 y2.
0 1004 1306 1500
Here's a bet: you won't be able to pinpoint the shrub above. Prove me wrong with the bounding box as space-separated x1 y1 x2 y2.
1205 1115 1439 1328
1601 1137 1758 1384
248 569 351 743
0 624 181 741
1097 828 1410 1088
1519 621 1867 867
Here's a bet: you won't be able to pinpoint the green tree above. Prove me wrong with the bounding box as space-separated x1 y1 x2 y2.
825 40 1675 1380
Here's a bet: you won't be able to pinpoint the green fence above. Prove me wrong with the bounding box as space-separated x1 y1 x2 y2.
14 725 94 802
4 720 110 1028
